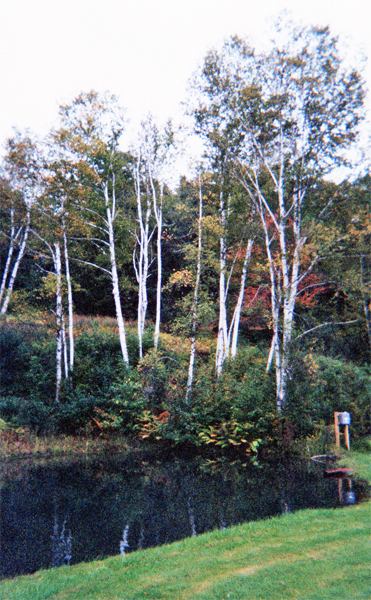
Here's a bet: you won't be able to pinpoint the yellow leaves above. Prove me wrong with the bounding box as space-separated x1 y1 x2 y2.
135 411 168 442
202 215 223 240
198 422 259 450
304 353 320 380
165 269 193 290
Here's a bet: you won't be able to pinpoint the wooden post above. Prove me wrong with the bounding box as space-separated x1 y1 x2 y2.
344 424 350 451
334 412 340 448
337 478 343 503
334 412 351 450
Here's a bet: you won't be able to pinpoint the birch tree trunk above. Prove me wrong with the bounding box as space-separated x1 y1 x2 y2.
186 175 203 404
0 203 16 306
62 216 74 377
230 238 254 358
215 187 229 375
152 178 163 352
1 209 30 314
103 180 130 366
133 160 153 359
53 242 63 404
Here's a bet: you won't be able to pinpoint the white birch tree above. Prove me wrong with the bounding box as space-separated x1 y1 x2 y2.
196 21 365 409
54 91 131 366
132 153 154 359
0 135 37 313
132 116 175 354
186 172 203 403
190 64 256 375
0 200 30 314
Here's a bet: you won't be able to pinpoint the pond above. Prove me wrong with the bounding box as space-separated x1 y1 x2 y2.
0 450 368 578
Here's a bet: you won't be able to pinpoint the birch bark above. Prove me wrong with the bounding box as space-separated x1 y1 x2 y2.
1 208 30 314
186 175 203 403
133 159 153 359
215 187 229 375
151 177 163 352
0 203 16 306
62 216 74 376
230 238 254 357
53 242 63 404
103 179 129 366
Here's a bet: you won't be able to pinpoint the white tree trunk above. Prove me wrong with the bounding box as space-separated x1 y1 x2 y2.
61 314 68 379
152 178 163 352
54 242 63 404
1 209 30 314
134 160 152 359
230 238 254 358
186 175 203 403
62 217 74 377
0 204 16 306
215 189 229 375
104 181 129 366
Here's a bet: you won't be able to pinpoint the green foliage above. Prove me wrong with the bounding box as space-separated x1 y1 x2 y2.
0 320 56 401
189 348 278 449
0 325 31 395
50 394 101 434
0 396 51 432
73 330 125 395
1 316 370 450
288 353 371 438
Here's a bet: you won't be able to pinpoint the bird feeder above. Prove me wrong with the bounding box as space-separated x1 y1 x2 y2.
337 412 351 425
334 412 351 450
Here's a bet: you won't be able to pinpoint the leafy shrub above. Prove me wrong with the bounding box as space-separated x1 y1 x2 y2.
0 326 31 396
73 331 125 395
288 353 371 439
0 396 51 433
49 394 99 434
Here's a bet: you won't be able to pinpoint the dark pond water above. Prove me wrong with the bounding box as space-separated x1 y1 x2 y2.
0 451 369 578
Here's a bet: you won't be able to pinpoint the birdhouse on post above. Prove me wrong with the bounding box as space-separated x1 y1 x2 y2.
334 412 351 450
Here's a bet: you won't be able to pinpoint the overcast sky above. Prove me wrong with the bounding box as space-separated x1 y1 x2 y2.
1 0 370 163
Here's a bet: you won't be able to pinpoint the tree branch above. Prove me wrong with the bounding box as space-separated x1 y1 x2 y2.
295 319 359 341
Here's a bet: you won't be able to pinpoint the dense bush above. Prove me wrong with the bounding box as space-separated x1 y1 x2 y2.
0 396 52 432
288 353 371 439
1 318 370 450
0 325 32 396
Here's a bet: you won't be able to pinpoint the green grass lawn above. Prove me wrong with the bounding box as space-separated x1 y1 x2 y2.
1 450 370 600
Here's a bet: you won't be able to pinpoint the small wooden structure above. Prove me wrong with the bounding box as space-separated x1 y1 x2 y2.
334 412 351 450
324 467 354 478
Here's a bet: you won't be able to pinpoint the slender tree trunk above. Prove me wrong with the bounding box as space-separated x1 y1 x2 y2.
230 238 254 357
216 187 229 375
104 180 129 366
152 179 163 352
134 160 152 359
186 175 203 404
61 314 68 379
1 209 30 314
0 239 15 306
0 204 16 306
62 217 74 378
54 242 63 403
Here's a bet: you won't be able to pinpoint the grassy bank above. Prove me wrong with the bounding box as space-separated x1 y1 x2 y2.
0 426 133 460
0 450 370 600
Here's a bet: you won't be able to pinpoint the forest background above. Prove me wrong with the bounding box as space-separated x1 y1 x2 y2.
1 17 370 458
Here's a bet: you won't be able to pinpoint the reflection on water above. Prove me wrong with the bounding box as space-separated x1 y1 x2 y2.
0 452 369 578
51 502 72 567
